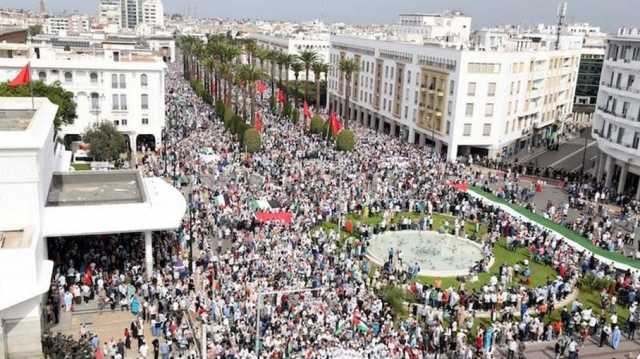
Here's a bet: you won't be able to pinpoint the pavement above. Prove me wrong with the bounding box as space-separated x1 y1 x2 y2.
507 129 600 174
516 336 640 359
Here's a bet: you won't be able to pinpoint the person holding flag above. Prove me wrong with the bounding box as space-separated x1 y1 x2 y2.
255 111 263 133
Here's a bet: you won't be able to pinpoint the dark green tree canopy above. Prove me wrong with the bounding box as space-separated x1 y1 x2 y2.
0 80 77 130
243 128 261 153
82 121 127 163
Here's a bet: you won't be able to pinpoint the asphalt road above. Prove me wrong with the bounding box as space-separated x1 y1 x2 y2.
522 129 600 174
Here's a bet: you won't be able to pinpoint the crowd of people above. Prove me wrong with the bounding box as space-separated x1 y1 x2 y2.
45 51 640 358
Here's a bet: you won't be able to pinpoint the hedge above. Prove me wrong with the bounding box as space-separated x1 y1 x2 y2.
310 116 325 134
243 128 261 153
336 129 356 151
215 100 225 119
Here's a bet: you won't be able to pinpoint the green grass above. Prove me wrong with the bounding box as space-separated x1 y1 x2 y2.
71 163 91 171
470 186 640 269
415 240 558 292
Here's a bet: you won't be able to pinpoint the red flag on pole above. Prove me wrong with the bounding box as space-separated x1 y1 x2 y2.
256 80 267 94
303 101 312 119
277 89 285 104
255 111 263 132
330 112 343 136
9 62 31 88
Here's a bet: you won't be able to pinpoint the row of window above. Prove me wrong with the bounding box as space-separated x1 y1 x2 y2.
607 43 640 63
37 70 150 88
467 82 496 97
89 93 150 111
113 118 150 127
465 103 495 117
462 123 492 137
599 120 640 149
602 95 640 121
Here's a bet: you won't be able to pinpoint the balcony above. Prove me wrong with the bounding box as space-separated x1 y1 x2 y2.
595 134 639 159
600 81 640 98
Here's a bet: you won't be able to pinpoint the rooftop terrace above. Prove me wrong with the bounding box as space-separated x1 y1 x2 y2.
46 170 146 207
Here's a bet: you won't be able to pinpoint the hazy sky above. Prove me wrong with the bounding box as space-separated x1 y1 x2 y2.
11 0 640 32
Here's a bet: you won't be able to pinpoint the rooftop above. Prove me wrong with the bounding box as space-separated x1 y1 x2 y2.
0 109 35 131
46 170 146 207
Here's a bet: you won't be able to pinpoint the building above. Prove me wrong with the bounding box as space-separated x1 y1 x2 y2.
98 0 123 33
250 32 330 82
44 15 91 36
593 28 640 199
0 39 167 151
141 0 164 28
0 97 185 358
327 34 581 161
392 11 471 46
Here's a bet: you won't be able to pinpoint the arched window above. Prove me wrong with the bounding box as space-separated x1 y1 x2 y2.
90 93 99 110
111 74 118 88
90 72 98 83
141 94 149 110
140 74 148 87
64 71 73 83
38 71 46 81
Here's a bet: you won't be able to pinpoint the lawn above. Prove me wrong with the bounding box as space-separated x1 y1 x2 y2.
71 163 91 171
415 239 558 292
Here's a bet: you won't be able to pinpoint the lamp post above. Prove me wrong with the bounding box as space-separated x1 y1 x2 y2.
188 191 195 275
255 287 325 357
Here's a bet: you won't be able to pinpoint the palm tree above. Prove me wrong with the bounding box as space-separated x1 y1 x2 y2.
237 64 266 125
297 50 318 103
290 61 304 108
339 58 359 129
255 47 269 72
267 50 279 107
278 53 296 104
219 44 242 107
311 61 329 109
244 39 258 65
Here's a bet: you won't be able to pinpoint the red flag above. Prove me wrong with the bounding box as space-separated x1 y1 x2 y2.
303 101 312 119
255 111 263 132
256 80 267 94
330 112 342 136
277 89 285 104
9 62 31 88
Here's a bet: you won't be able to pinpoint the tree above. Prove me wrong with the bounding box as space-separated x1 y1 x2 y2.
311 61 329 108
82 121 127 163
28 25 42 37
290 61 303 108
0 80 77 130
243 128 261 153
339 58 359 129
310 115 325 134
297 50 318 103
336 129 356 151
236 64 266 125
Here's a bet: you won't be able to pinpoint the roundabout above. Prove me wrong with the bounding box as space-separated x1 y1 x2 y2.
366 230 492 277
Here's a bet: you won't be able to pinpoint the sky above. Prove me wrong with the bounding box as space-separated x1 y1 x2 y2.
10 0 640 32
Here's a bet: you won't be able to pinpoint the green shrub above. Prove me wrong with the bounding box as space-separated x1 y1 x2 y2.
310 116 325 134
223 106 234 129
381 285 408 319
215 100 225 119
282 104 292 118
322 121 334 140
243 128 261 153
336 129 356 151
290 108 299 124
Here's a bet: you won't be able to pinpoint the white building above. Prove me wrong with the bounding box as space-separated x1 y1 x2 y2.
0 97 185 358
98 0 123 33
0 41 167 151
327 34 580 161
593 28 640 198
45 15 91 36
250 32 330 82
392 11 472 46
141 0 164 28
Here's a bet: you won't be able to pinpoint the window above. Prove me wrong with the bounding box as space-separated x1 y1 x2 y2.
622 102 630 117
141 74 148 87
633 132 640 149
447 100 452 115
467 82 476 96
121 119 128 126
483 123 492 136
113 51 120 62
90 72 98 83
488 82 496 97
463 123 472 136
91 93 99 110
141 94 149 110
407 71 411 84
465 103 474 117
112 74 118 88
142 118 149 125
629 75 635 89
120 94 127 110
113 120 119 126
64 71 73 83
446 121 451 134
617 127 625 144
112 94 119 110
449 80 455 95
38 71 46 81
485 103 494 117
119 74 126 89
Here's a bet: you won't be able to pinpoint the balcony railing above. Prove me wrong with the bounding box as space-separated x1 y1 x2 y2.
600 81 640 95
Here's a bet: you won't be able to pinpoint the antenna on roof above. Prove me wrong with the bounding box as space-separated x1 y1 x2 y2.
556 1 568 50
